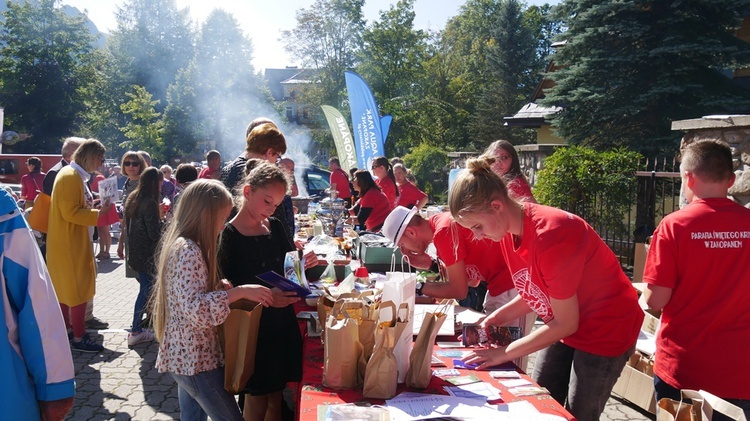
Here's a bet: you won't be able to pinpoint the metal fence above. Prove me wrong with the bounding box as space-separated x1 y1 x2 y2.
577 157 681 269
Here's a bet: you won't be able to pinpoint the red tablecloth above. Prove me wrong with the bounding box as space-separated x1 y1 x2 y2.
295 335 574 421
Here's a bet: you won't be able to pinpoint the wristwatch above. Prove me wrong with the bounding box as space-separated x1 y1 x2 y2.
415 281 425 296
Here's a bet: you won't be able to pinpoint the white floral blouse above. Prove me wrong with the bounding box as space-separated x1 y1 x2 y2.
155 238 230 376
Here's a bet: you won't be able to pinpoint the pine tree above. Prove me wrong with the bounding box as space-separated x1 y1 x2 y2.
542 0 750 155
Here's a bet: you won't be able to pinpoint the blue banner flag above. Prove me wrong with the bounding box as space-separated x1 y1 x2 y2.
345 71 391 169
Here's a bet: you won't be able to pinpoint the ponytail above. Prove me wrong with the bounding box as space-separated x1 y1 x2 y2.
448 157 510 219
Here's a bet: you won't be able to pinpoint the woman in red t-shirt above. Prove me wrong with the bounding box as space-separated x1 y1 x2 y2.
393 163 428 209
481 140 536 203
20 156 46 205
349 170 392 232
371 156 398 207
448 157 642 421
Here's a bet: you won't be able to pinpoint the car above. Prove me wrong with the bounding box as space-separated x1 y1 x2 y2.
297 164 331 199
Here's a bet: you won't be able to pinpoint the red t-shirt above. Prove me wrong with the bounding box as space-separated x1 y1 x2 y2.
506 175 534 202
396 182 427 209
430 213 513 296
500 203 642 357
643 198 750 399
330 168 351 199
376 176 398 207
198 167 219 179
20 172 45 202
358 188 392 231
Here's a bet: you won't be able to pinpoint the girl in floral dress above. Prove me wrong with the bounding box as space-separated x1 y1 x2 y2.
151 179 273 421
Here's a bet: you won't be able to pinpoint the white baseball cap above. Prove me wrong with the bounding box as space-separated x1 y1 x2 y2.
382 206 419 246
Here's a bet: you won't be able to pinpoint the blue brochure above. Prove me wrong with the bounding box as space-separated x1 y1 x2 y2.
256 271 312 298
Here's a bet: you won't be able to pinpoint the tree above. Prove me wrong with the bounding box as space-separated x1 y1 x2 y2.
120 85 164 159
165 10 269 159
469 0 540 147
542 0 750 155
281 0 366 107
0 0 99 153
403 143 449 201
358 0 427 102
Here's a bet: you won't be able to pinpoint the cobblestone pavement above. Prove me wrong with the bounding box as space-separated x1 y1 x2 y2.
65 253 655 420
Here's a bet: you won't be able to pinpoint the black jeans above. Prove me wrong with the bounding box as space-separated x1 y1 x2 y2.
532 341 634 421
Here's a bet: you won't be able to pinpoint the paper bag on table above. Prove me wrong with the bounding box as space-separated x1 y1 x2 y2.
322 301 365 389
406 300 450 389
317 289 375 343
222 299 263 394
380 261 416 383
363 301 405 399
658 390 748 421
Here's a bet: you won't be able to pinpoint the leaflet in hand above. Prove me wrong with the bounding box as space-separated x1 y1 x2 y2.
256 271 311 298
97 177 118 203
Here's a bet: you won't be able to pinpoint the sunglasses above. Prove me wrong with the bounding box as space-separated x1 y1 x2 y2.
123 161 141 167
371 164 381 170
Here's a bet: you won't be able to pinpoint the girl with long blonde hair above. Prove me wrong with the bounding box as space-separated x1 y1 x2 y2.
151 179 273 421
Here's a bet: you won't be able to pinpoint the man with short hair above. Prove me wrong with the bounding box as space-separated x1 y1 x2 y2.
328 157 352 205
199 150 222 180
643 140 750 415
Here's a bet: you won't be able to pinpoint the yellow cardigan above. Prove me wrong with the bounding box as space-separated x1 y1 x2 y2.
47 166 99 306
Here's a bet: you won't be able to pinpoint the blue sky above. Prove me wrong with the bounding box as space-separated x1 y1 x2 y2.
62 0 561 71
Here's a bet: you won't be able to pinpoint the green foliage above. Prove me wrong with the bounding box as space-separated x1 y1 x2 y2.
403 143 449 202
469 0 542 146
120 85 164 160
281 0 366 107
535 146 642 237
542 0 750 155
0 0 98 153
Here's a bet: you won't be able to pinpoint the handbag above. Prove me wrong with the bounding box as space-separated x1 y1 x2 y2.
380 254 416 383
222 299 263 394
363 301 408 399
406 300 451 389
657 389 748 421
27 192 51 233
124 218 138 279
322 300 365 390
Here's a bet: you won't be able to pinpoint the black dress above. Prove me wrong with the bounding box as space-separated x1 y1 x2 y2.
218 217 302 395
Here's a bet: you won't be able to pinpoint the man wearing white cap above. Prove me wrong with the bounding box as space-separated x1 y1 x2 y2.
383 206 535 370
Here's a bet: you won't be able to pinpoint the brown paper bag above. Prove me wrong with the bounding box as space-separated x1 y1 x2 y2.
658 398 698 421
323 301 364 390
358 300 380 363
222 299 263 394
406 300 450 389
317 290 364 343
363 301 407 399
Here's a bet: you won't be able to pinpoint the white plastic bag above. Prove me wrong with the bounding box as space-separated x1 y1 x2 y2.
379 255 416 383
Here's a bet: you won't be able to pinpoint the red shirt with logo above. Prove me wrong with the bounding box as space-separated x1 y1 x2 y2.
358 188 392 231
643 198 750 399
506 175 534 202
500 203 642 357
396 182 427 209
330 168 351 199
376 176 398 207
430 213 513 296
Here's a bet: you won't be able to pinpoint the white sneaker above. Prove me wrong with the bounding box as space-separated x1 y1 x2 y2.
127 330 155 347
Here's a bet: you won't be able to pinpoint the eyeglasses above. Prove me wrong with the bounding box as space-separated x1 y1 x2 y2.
123 161 140 167
371 165 381 170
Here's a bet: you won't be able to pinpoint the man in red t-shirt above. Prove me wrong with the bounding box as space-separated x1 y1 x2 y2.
328 157 352 204
198 150 221 180
644 140 750 412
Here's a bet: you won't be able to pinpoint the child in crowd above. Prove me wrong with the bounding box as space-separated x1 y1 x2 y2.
151 179 273 421
449 157 643 421
218 160 317 421
643 140 750 416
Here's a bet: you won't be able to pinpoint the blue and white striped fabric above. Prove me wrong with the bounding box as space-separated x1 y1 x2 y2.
0 188 75 419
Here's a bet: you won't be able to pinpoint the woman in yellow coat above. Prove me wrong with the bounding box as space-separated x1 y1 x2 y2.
47 139 112 353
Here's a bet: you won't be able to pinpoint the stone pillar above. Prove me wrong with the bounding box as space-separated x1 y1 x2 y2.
672 115 750 207
516 144 560 187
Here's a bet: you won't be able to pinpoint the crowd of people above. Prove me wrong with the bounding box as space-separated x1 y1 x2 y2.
4 117 747 421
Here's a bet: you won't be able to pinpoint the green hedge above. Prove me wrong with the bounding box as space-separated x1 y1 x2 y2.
534 146 642 238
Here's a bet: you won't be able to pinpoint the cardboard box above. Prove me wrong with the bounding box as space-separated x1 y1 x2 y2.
357 241 403 272
612 364 657 414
